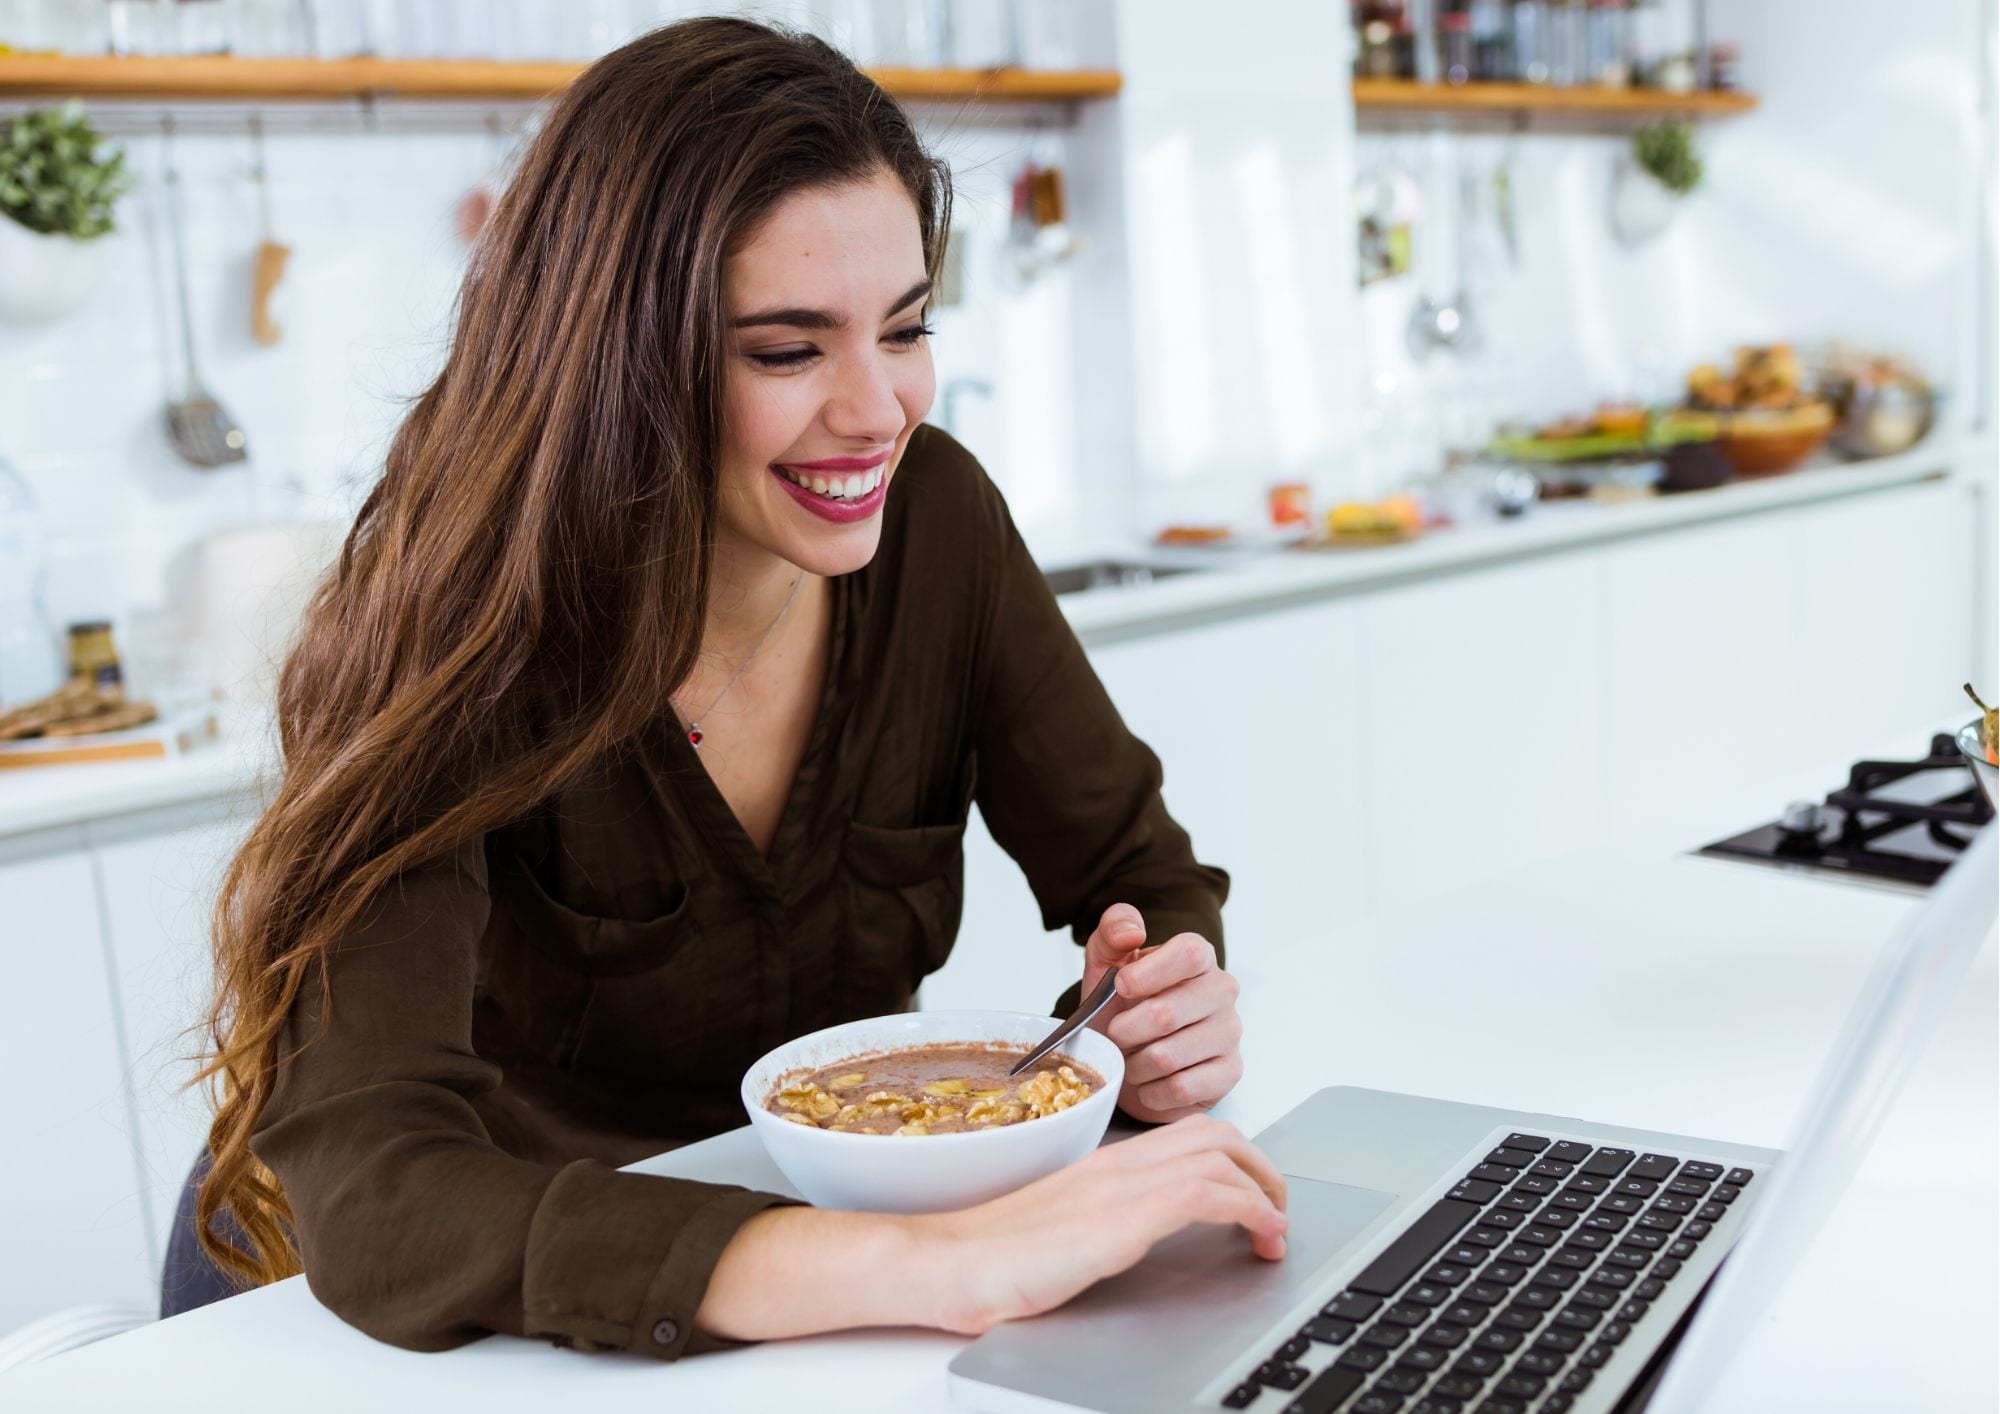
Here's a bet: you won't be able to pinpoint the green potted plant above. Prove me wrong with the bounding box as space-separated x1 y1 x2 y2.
1612 120 1703 247
0 102 132 323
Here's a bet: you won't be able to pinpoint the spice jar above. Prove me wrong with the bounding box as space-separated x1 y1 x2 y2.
67 620 124 697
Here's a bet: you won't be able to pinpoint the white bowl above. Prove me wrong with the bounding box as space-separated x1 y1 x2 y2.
1959 720 1997 810
740 1009 1124 1214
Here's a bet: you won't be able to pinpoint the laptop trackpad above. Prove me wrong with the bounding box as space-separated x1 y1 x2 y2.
949 1176 1397 1414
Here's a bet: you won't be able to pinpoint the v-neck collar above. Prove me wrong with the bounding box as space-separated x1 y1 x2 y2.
662 571 851 897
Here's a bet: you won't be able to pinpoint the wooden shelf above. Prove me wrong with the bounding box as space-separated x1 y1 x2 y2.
1353 79 1756 121
0 54 1122 104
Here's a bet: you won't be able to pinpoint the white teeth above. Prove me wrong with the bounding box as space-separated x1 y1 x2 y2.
779 465 885 500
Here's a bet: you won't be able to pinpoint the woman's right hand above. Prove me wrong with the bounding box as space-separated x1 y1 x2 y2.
916 1113 1289 1336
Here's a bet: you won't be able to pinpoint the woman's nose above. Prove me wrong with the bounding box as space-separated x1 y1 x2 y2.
822 352 907 442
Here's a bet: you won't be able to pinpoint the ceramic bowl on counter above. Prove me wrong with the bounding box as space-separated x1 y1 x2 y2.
1711 403 1836 478
740 1009 1123 1213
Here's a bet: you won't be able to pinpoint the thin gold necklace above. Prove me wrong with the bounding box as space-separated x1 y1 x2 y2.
674 573 804 748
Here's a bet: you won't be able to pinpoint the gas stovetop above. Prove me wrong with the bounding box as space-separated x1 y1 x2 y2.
1697 733 1995 891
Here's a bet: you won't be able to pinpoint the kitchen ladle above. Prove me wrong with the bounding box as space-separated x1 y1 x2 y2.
1008 965 1121 1077
161 119 249 469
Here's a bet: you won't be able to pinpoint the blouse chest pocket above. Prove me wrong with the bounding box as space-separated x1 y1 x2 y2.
479 859 697 1070
839 820 967 1009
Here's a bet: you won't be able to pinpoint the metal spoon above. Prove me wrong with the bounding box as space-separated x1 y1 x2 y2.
160 120 248 469
1008 965 1120 1078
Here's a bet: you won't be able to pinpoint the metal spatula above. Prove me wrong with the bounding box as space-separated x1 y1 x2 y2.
161 125 247 469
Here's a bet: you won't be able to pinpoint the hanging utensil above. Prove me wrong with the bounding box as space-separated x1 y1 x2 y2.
161 119 249 469
1406 143 1482 362
248 113 291 346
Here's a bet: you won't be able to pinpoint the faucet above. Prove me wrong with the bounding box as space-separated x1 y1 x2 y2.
939 377 994 440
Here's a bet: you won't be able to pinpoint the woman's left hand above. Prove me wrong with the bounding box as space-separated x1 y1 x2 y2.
1081 903 1244 1124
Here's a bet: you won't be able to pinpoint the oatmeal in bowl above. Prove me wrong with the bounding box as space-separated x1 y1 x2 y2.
741 1010 1124 1213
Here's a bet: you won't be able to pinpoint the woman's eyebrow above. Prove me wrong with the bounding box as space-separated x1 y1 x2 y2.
732 278 932 331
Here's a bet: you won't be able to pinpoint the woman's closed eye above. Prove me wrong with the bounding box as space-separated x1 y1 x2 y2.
748 322 933 370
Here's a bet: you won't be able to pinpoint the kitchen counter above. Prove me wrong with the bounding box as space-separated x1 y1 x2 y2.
6 729 1991 1412
0 442 1964 844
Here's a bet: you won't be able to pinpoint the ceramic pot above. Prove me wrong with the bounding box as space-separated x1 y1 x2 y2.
1610 160 1683 248
0 215 103 324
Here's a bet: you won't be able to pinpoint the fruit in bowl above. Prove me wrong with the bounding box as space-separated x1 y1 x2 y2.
741 1009 1124 1214
1684 343 1834 477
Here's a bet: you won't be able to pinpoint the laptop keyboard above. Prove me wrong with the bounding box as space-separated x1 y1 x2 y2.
1220 1135 1754 1413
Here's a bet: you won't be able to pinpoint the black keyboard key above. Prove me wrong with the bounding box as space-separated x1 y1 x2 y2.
1696 1202 1726 1223
1588 1267 1635 1291
1497 1193 1541 1213
1553 1308 1601 1333
1621 1229 1665 1251
1475 1328 1524 1353
1512 1285 1561 1310
1598 1320 1634 1346
1666 1178 1711 1198
1383 1302 1430 1327
1224 1382 1263 1409
1452 1180 1504 1205
1548 1141 1593 1163
1405 1283 1453 1308
1352 1396 1405 1414
1680 1161 1724 1182
1653 1257 1684 1280
1467 1164 1523 1185
1542 1396 1575 1414
1619 1299 1651 1323
1362 1324 1412 1347
1463 1226 1508 1249
1471 1400 1524 1414
1522 1225 1564 1246
1495 1374 1546 1399
1514 1350 1563 1377
1652 1195 1696 1215
1411 1396 1467 1414
1454 1349 1504 1377
1352 1200 1483 1297
1465 1282 1507 1305
1487 1145 1539 1168
1274 1336 1310 1362
1325 1292 1383 1322
1548 1192 1592 1212
1711 1184 1743 1205
1505 1134 1552 1153
1547 1249 1593 1270
1566 1230 1611 1251
1725 1167 1755 1186
1442 1302 1492 1327
1580 1148 1635 1178
1531 1329 1583 1355
1482 1209 1523 1230
1397 1346 1447 1373
1636 1277 1666 1300
1481 1263 1528 1287
1338 1345 1387 1372
1528 1267 1580 1291
1563 1175 1609 1196
1513 1174 1559 1196
1614 1178 1659 1200
1605 1247 1650 1269
1580 1342 1614 1369
1600 1194 1644 1215
1377 1369 1426 1394
1434 1373 1483 1398
1684 1221 1714 1242
1254 1361 1309 1389
1422 1323 1471 1349
1535 1209 1577 1230
1628 1154 1678 1182
1427 1263 1475 1285
1667 1238 1697 1260
1637 1213 1682 1233
1528 1160 1574 1180
1493 1308 1543 1332
1582 1213 1627 1233
1559 1365 1597 1390
1303 1316 1354 1344
1568 1286 1616 1311
1443 1244 1490 1267
1280 1365 1362 1414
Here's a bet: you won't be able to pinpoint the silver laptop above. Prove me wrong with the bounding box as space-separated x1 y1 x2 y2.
949 824 1997 1414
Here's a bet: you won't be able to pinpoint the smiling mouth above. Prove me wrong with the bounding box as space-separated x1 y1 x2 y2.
773 465 887 501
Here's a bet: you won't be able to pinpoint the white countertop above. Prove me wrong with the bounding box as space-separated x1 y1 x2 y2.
6 728 1992 1412
0 446 1960 845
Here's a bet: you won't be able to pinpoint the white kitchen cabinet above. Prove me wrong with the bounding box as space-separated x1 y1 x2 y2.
89 800 254 1278
0 829 153 1336
1355 552 1606 904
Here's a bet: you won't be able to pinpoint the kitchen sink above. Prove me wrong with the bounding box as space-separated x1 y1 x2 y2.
1041 559 1201 596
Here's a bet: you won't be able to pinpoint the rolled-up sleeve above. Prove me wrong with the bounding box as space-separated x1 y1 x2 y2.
250 835 795 1359
961 476 1232 1017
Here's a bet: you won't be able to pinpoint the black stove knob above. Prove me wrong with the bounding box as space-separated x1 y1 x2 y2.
1778 800 1824 836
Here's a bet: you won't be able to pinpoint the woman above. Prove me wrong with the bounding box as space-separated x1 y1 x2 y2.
182 17 1287 1357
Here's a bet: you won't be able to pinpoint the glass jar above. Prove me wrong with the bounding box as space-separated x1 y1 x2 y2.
105 0 167 55
1548 0 1587 86
173 0 229 54
1438 12 1472 84
1588 0 1628 86
1510 0 1548 84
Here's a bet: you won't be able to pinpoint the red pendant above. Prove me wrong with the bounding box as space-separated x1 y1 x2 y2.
688 728 703 747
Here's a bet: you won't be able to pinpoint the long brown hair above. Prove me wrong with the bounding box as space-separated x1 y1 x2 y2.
196 16 953 1286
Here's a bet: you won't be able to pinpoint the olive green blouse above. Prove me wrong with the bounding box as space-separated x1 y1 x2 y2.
250 424 1230 1360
